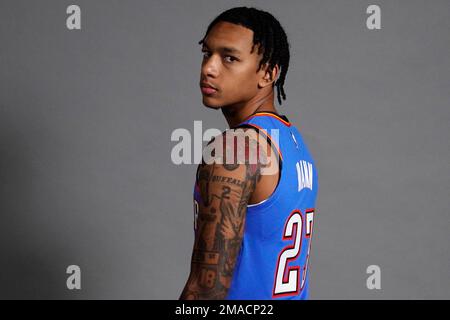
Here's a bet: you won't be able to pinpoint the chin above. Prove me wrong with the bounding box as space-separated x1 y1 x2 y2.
202 98 222 109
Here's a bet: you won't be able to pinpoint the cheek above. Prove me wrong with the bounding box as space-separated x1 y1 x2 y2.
226 68 259 97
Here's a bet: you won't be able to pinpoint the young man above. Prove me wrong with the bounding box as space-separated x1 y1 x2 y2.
180 7 319 300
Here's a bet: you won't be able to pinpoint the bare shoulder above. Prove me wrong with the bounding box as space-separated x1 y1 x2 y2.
202 127 278 176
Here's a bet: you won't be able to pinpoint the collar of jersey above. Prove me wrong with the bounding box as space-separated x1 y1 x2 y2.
235 111 291 128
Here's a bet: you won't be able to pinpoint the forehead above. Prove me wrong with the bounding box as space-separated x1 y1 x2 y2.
203 21 255 54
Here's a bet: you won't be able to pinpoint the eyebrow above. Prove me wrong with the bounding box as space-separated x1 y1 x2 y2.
201 42 242 55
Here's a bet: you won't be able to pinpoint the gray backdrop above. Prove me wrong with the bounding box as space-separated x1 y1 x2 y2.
0 0 449 299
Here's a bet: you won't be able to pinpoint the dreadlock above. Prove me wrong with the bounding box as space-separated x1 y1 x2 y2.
198 7 290 106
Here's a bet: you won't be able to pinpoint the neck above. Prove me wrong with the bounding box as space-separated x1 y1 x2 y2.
221 90 279 128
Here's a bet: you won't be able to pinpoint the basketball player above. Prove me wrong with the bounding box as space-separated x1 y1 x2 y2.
179 7 319 300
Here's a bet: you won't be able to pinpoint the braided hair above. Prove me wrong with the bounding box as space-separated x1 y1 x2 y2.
198 7 290 105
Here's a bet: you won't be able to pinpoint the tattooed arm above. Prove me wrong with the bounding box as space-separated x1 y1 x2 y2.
179 129 271 300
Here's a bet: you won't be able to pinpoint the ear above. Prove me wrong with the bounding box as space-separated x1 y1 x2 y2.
258 63 279 88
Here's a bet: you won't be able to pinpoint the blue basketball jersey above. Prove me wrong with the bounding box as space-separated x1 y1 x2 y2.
193 111 319 300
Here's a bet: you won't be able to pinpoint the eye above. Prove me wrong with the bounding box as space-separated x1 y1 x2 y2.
224 55 237 63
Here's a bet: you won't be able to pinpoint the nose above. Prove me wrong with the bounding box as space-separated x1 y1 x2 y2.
201 54 219 78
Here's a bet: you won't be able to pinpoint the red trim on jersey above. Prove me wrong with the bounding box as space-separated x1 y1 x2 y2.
248 112 292 127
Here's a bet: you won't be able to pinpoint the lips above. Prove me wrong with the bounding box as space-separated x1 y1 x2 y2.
201 86 217 95
200 82 218 95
